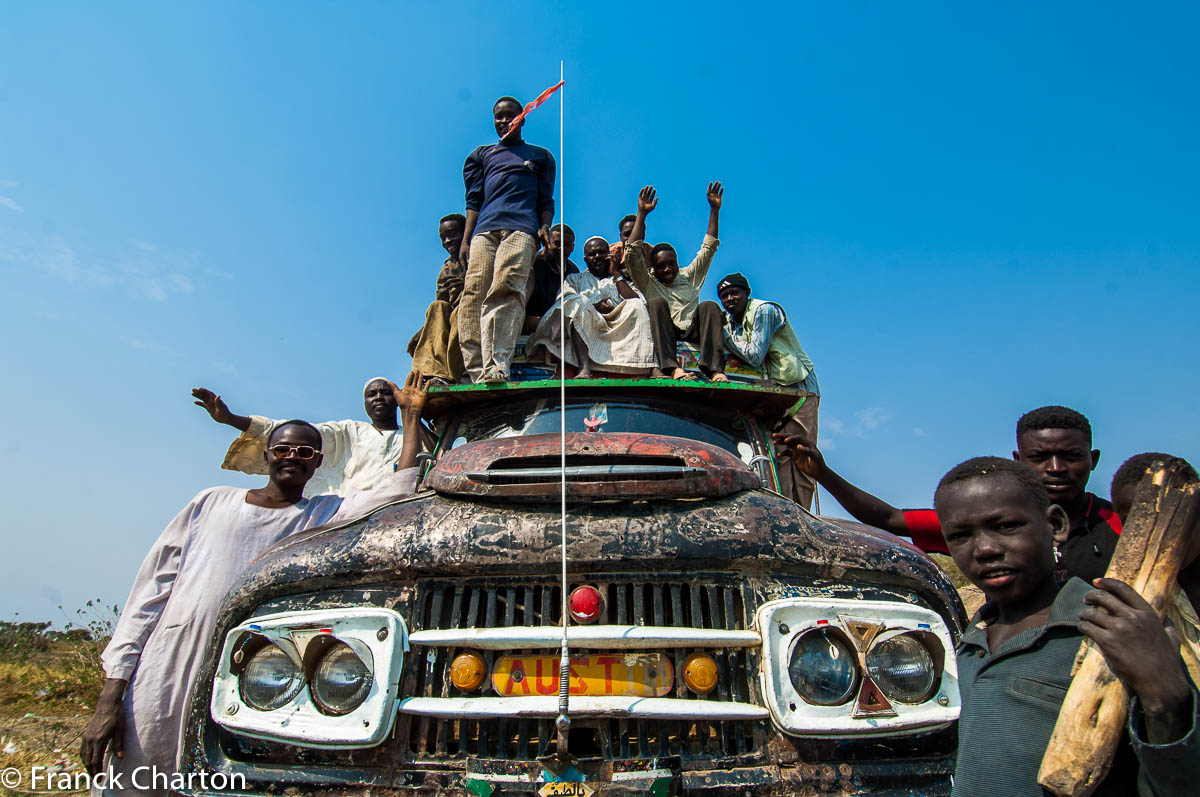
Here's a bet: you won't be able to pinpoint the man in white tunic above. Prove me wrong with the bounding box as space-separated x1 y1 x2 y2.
526 235 657 378
81 374 428 796
192 376 420 497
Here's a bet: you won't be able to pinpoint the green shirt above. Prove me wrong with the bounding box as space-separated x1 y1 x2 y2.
954 577 1199 796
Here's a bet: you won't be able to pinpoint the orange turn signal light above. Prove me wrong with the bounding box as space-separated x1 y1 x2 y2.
682 652 719 694
450 651 488 691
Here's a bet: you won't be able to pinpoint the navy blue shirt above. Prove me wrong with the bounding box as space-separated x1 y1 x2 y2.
463 141 555 237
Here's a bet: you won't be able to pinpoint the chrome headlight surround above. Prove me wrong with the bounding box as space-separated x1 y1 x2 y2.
756 598 959 737
210 607 408 748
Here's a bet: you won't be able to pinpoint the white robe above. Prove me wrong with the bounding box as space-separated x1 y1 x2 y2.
527 272 657 374
97 468 418 796
221 418 406 498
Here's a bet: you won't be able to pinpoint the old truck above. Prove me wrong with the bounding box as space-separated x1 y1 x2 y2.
179 372 965 795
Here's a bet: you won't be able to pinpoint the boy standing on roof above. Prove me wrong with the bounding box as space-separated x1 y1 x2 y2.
457 96 556 383
623 184 727 382
717 272 820 509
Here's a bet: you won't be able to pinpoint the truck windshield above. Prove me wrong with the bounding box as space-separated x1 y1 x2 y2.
454 398 756 460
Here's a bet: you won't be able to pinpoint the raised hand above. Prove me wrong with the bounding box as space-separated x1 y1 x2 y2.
707 181 724 210
392 371 429 419
638 185 658 214
192 387 232 425
771 433 826 479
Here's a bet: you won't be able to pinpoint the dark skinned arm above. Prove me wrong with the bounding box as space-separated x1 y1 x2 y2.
623 186 657 292
80 677 127 775
1080 578 1194 745
772 434 909 534
192 388 251 433
458 209 479 269
706 181 722 239
538 209 553 250
390 371 429 472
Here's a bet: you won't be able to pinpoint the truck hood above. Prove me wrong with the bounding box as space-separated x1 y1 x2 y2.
425 432 759 501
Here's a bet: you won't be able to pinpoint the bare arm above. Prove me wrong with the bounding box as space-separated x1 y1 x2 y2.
623 186 657 293
392 371 429 472
192 388 251 432
772 434 908 533
81 677 127 775
458 209 479 269
706 181 722 239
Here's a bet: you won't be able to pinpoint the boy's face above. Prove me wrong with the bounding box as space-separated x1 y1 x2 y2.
651 248 679 285
439 220 464 257
718 285 750 319
494 100 523 139
1015 428 1099 507
938 475 1065 606
619 219 635 243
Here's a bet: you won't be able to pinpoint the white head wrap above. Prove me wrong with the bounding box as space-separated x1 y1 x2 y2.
363 376 391 394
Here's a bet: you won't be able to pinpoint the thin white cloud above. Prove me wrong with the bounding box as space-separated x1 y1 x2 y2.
123 337 179 357
853 407 891 437
129 238 158 251
912 427 928 437
0 179 18 189
0 196 24 212
213 361 239 376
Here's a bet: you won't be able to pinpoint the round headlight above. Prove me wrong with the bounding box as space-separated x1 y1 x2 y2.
865 633 938 704
311 641 373 715
788 628 859 706
239 644 303 711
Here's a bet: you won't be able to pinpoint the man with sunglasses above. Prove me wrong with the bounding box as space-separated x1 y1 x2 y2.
82 373 428 797
193 375 425 498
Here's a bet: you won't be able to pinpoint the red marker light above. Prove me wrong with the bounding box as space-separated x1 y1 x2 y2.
816 620 829 626
568 586 604 624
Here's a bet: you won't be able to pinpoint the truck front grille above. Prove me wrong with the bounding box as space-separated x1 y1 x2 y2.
396 575 767 764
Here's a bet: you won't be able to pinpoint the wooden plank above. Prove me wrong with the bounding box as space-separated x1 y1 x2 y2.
1038 461 1200 796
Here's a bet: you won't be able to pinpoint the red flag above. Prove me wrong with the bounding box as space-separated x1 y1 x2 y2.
501 80 564 141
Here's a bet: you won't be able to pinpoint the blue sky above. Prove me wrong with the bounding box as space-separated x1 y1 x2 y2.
2 2 1197 622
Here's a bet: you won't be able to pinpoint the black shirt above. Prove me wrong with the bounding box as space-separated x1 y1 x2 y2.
1055 492 1122 584
524 253 579 320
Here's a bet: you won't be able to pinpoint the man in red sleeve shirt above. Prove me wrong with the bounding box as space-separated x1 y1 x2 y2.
775 405 1122 583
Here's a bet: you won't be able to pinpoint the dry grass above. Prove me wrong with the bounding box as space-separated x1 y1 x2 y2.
0 608 112 796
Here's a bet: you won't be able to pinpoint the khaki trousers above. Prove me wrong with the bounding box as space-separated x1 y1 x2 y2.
776 393 820 510
458 230 537 381
407 300 463 382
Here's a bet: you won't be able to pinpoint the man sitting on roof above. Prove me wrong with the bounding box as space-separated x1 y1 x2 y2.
523 223 579 333
407 212 467 385
774 405 1123 583
527 235 656 378
623 183 727 382
192 376 429 498
717 272 820 509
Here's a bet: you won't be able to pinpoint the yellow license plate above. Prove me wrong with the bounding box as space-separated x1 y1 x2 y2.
492 653 674 697
538 783 595 797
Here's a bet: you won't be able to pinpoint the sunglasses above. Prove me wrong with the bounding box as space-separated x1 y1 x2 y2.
269 444 320 460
